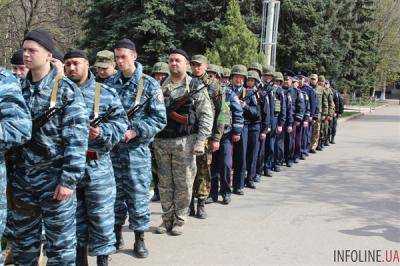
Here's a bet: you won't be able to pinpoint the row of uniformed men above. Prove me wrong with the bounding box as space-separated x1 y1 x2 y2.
1 28 343 266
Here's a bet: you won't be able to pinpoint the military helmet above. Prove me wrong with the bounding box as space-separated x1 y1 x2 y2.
207 64 221 77
273 71 284 82
222 67 231 78
230 64 247 78
152 62 169 75
262 65 274 76
247 70 261 83
248 62 263 75
318 75 326 82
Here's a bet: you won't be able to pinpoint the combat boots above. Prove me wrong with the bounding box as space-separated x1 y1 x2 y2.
76 245 88 266
188 196 196 216
196 198 207 219
330 136 336 144
96 255 109 266
114 224 124 251
133 231 149 258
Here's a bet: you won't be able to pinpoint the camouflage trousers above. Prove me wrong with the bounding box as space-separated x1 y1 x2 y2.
111 145 152 232
311 118 321 150
11 164 77 265
193 151 212 200
76 155 116 256
153 135 197 226
0 163 6 263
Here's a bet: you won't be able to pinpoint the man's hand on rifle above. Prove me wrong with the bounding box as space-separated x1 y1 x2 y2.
89 126 101 140
53 185 73 201
124 130 137 143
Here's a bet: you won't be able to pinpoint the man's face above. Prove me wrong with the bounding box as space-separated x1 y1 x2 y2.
207 72 219 81
22 40 52 70
64 57 89 83
262 74 273 83
190 61 207 77
274 80 283 87
283 79 292 88
12 65 29 79
96 63 115 79
318 80 325 87
232 74 245 86
114 48 136 72
153 73 167 83
310 78 317 86
246 78 256 88
168 53 187 75
299 77 305 87
293 81 299 89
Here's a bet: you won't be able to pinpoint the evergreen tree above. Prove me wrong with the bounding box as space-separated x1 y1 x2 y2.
205 0 261 67
82 0 176 66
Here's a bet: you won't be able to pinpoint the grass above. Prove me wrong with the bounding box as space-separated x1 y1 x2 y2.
340 111 361 118
349 98 387 108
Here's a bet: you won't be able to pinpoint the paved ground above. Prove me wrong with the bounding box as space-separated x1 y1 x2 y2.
92 104 400 266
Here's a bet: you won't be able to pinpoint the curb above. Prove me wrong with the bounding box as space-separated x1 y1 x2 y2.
339 103 389 123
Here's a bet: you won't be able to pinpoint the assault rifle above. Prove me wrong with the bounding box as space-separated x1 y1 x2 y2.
90 106 117 127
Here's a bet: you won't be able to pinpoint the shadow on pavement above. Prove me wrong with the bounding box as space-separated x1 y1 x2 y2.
339 225 400 243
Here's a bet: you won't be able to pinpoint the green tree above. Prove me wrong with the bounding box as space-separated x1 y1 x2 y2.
205 0 261 68
82 0 176 66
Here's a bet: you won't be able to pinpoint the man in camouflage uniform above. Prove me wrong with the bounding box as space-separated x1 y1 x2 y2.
150 62 170 203
189 55 229 219
316 75 334 150
310 74 326 152
0 68 32 264
248 62 263 84
94 50 117 84
107 38 166 258
153 49 213 236
11 29 89 265
10 49 29 80
322 79 335 147
64 50 128 265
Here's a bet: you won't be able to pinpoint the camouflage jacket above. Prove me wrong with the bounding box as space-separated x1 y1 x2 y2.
0 69 32 151
198 73 229 142
80 72 128 155
106 62 167 147
20 66 89 189
161 74 213 144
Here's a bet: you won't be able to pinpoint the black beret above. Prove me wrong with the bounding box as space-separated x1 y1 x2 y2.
52 49 64 62
63 49 88 61
114 38 136 51
10 49 24 65
23 29 54 53
169 48 189 61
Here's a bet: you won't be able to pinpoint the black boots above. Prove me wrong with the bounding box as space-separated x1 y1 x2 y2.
133 231 149 258
114 224 124 251
96 255 109 266
196 198 207 219
189 196 196 216
245 178 256 189
330 136 336 144
76 246 88 266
